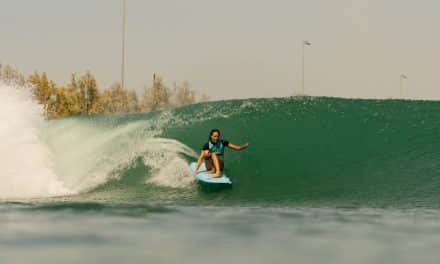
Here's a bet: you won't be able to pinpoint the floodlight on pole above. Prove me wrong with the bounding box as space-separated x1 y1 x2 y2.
400 74 407 99
301 40 312 95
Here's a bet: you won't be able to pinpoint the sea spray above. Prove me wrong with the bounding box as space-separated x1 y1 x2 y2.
0 81 71 198
42 112 198 193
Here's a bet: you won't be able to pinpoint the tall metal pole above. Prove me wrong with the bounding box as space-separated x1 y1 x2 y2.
301 40 311 95
400 77 402 98
301 43 305 95
121 0 126 90
400 74 407 99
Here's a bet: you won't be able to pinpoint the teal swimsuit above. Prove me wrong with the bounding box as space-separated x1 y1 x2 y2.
202 140 229 161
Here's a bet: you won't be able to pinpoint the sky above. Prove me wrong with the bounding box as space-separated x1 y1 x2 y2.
0 0 439 100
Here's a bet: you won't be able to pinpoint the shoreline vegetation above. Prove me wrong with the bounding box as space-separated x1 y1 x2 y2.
0 64 211 119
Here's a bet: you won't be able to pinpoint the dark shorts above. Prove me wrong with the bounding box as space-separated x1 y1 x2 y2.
204 157 224 171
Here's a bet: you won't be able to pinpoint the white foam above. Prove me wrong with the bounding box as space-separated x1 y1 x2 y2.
45 120 197 192
142 138 197 188
0 82 71 198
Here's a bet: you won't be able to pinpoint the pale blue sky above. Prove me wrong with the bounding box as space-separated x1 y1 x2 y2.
1 0 439 100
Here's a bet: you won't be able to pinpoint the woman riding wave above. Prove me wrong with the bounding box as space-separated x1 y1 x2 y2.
194 129 249 177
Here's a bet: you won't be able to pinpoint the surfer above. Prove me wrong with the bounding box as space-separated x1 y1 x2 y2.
194 129 249 177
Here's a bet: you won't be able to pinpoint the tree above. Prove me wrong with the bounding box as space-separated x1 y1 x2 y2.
28 72 57 117
94 82 129 114
65 74 82 115
127 90 140 113
170 81 196 107
0 64 26 86
77 71 99 114
2 64 211 117
141 75 170 112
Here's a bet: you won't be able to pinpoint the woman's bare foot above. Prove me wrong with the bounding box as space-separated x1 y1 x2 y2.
207 168 215 174
213 172 221 177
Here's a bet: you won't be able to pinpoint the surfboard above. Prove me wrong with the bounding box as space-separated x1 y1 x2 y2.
189 162 232 185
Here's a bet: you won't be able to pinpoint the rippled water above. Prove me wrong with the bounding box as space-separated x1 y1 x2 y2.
1 203 440 264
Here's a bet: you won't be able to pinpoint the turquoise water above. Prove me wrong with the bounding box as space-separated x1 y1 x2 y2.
2 94 440 263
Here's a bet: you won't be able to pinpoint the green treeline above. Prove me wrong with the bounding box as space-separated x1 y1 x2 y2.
0 64 210 118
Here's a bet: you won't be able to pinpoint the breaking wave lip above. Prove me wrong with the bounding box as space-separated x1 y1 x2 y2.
44 117 198 194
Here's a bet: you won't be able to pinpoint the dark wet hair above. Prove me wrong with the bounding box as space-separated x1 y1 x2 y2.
208 129 221 141
210 129 221 136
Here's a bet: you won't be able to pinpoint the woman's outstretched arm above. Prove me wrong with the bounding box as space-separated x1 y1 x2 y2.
227 143 249 151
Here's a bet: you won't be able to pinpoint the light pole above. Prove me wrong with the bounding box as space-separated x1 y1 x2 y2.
121 0 127 90
400 74 407 99
301 40 312 95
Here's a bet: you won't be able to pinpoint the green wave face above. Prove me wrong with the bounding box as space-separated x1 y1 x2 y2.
52 97 440 208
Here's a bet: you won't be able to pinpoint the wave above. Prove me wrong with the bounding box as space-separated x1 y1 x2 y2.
3 80 440 207
160 97 440 207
